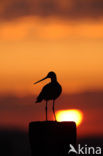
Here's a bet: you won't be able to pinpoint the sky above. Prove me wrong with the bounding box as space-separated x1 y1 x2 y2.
0 0 103 137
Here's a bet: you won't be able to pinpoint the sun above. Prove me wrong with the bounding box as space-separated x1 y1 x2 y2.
56 109 83 126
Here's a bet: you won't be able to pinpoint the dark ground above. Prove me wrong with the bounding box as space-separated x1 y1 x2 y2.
0 129 102 156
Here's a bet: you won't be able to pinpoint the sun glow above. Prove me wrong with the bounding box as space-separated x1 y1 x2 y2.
56 109 83 126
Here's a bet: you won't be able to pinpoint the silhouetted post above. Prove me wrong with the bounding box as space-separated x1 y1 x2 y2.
29 121 76 156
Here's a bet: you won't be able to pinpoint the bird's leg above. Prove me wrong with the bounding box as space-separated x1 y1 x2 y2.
46 101 48 121
53 100 56 121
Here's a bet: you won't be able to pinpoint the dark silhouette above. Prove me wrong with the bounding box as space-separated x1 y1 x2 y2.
29 121 76 156
0 129 31 156
0 128 103 156
33 71 62 121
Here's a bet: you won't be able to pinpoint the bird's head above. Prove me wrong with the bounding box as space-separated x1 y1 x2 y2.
46 71 56 79
33 71 57 84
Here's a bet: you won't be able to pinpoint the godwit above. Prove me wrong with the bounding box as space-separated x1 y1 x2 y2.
33 71 62 121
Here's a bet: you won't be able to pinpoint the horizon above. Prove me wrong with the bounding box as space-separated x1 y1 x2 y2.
0 90 103 138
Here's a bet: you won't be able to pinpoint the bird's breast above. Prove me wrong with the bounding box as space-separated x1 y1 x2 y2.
43 82 62 100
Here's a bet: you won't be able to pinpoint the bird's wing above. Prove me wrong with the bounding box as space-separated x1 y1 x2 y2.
35 83 51 102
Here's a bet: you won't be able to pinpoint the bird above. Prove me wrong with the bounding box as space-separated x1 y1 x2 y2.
33 71 62 121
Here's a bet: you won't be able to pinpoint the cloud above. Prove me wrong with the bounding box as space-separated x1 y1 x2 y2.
0 91 103 111
0 17 103 41
0 0 103 20
0 91 103 132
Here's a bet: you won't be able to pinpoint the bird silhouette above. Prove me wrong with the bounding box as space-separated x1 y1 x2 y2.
33 71 62 121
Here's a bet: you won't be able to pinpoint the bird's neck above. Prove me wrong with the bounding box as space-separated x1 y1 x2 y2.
51 77 57 83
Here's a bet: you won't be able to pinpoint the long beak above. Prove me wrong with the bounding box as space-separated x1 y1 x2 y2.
33 76 47 85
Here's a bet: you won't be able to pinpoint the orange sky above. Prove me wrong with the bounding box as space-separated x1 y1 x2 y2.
0 17 103 96
0 0 103 138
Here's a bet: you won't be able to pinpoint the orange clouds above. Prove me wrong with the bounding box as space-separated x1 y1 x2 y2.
0 17 103 41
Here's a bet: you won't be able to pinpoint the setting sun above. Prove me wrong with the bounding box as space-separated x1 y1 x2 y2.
56 109 83 126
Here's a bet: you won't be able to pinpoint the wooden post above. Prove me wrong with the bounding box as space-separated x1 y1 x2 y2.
29 121 76 156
